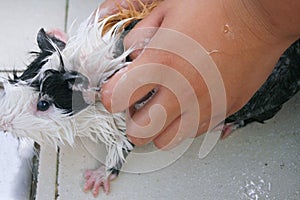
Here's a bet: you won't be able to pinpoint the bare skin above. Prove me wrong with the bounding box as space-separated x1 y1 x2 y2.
100 0 300 149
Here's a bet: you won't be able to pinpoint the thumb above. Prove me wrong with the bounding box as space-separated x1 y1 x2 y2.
123 5 165 59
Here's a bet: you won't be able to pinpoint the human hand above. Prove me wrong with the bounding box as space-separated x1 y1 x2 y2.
100 0 300 149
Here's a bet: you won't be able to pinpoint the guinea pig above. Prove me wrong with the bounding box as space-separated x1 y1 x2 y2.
0 7 151 195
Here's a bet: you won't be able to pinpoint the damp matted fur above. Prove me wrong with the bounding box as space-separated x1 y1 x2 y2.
0 1 160 175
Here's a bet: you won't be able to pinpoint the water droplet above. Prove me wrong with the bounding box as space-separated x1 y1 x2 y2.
144 38 151 44
223 24 230 33
239 175 272 200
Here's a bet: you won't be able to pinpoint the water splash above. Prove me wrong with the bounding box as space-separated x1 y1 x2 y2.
239 175 273 200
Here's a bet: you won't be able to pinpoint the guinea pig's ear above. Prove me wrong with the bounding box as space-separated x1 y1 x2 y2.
37 28 66 52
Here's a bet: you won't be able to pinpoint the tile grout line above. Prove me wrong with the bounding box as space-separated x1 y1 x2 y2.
55 148 60 200
64 0 70 32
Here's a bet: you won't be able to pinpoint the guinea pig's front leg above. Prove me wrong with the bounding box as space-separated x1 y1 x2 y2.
84 142 133 196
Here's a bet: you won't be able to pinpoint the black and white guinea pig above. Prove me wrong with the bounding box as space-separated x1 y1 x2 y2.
0 9 145 195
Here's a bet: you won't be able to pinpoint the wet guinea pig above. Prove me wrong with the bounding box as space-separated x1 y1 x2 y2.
0 5 157 195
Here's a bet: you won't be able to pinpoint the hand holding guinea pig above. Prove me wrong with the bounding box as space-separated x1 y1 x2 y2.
99 0 300 149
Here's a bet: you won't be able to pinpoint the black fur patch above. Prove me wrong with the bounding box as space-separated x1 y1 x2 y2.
40 69 89 114
10 28 89 115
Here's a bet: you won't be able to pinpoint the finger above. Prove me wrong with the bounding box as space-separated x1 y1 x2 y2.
151 97 212 149
153 115 185 150
153 109 202 150
101 68 158 113
101 48 195 113
101 5 166 112
126 86 181 146
101 47 170 113
123 5 165 59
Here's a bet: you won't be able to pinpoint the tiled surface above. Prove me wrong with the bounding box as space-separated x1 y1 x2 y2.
35 146 57 200
0 134 31 200
67 0 103 29
0 1 66 200
56 93 300 200
0 1 299 200
0 0 66 71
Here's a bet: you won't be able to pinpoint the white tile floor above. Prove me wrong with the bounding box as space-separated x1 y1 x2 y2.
0 1 299 200
0 1 66 200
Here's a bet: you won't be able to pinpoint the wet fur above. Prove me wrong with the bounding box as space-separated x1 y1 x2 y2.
0 4 159 175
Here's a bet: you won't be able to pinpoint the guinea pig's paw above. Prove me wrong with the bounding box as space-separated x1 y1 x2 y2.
84 165 117 196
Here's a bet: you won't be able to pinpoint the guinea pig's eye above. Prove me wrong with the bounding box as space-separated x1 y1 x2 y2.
37 100 51 111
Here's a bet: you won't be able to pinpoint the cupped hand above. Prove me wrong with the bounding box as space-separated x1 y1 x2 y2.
100 0 300 149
